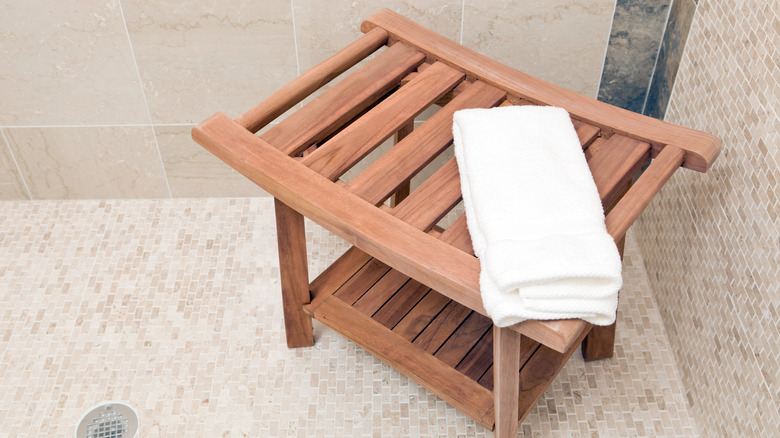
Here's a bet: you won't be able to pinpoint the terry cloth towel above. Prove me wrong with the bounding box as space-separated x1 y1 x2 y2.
452 106 622 327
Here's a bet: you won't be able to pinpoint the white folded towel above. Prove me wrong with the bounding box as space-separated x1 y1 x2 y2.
452 106 622 327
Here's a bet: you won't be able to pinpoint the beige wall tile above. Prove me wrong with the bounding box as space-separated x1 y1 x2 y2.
122 0 298 124
156 125 268 197
0 1 149 125
5 127 169 199
461 0 615 98
634 0 780 435
0 130 29 199
293 1 463 72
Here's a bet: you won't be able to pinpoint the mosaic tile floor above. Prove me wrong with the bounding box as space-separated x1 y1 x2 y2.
0 198 699 437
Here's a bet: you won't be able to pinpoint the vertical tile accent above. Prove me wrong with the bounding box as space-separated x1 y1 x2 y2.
643 0 697 119
0 128 30 200
0 1 148 125
4 127 170 199
121 1 298 124
598 0 671 112
156 125 268 198
634 0 780 435
462 0 615 98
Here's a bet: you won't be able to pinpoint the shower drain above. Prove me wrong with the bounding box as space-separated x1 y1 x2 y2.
76 401 138 438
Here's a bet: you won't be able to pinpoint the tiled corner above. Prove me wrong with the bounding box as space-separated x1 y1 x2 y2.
643 0 697 119
156 125 268 198
634 0 780 435
0 0 148 126
4 127 170 199
121 0 298 124
293 1 463 73
0 198 699 436
461 0 615 98
0 129 29 200
597 0 671 113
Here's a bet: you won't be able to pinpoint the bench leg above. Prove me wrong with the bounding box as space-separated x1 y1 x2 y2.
390 120 414 207
582 236 625 361
274 198 314 348
494 326 521 437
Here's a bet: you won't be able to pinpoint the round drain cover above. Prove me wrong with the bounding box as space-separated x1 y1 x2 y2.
76 401 138 438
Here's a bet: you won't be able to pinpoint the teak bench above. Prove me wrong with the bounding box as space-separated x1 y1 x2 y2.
193 9 719 436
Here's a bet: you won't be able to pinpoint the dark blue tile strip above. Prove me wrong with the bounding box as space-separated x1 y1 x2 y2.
643 0 698 119
597 0 671 113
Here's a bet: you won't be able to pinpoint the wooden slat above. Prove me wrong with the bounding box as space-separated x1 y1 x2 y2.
260 42 425 156
274 200 314 347
434 311 493 367
236 28 388 133
362 9 720 172
572 119 600 148
583 137 607 161
478 338 540 391
309 247 372 300
390 157 462 231
588 134 651 210
606 145 685 241
455 327 494 383
312 296 495 428
346 80 506 205
194 113 485 317
333 258 389 305
352 268 410 316
438 214 474 254
372 279 430 329
302 61 464 180
493 327 521 438
412 300 472 353
393 290 450 341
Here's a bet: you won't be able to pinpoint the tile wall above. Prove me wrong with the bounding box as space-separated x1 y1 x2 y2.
0 0 615 200
634 0 780 435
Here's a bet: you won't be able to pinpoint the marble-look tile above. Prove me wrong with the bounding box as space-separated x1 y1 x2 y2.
122 1 298 124
0 130 29 200
156 125 268 198
293 1 462 72
597 0 671 112
0 1 149 125
644 0 697 119
462 0 615 98
4 127 170 199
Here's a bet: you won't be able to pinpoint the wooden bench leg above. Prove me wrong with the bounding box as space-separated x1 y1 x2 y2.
494 326 521 437
390 120 414 207
582 236 625 361
274 198 314 348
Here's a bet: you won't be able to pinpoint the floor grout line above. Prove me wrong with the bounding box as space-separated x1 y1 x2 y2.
0 127 33 200
290 0 301 78
117 0 172 199
459 0 466 45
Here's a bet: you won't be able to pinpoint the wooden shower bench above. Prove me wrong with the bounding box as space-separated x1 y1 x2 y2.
193 9 719 436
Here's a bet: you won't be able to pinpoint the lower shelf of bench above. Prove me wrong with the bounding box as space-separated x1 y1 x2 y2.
306 246 591 430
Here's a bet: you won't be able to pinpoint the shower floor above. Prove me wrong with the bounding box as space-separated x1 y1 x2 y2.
0 198 698 437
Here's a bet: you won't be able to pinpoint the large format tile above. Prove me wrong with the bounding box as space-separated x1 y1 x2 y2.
293 1 462 72
597 0 671 113
462 0 615 98
0 1 148 126
0 130 29 200
4 127 170 199
156 125 268 198
122 0 298 124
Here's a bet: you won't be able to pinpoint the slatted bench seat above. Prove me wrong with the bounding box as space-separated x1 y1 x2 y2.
192 9 719 437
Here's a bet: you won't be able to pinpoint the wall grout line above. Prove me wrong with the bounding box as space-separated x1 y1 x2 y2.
0 127 33 200
459 0 466 45
595 0 619 100
117 0 173 199
1 123 198 129
290 0 301 78
641 0 675 116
